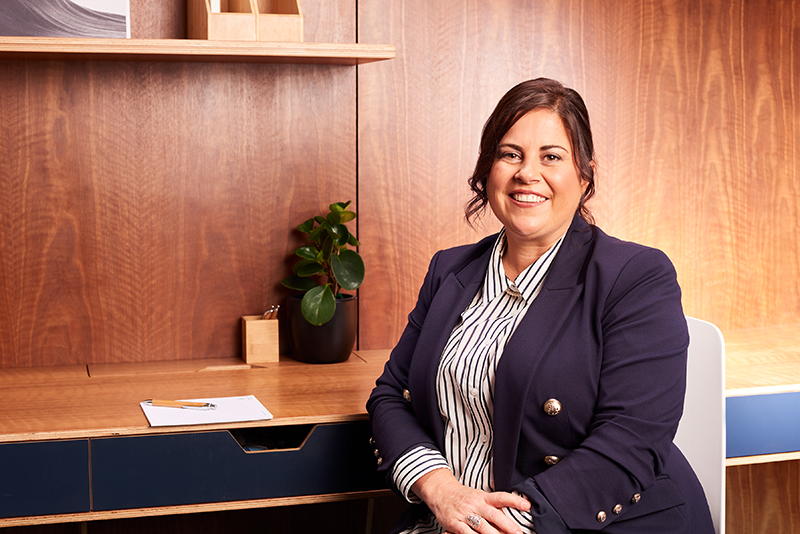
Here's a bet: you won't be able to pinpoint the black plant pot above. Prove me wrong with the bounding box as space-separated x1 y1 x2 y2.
286 294 357 364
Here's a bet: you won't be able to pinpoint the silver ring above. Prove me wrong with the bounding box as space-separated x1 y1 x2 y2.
466 513 482 529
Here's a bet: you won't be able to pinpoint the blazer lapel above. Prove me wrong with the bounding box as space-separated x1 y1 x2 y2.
493 214 595 489
411 243 494 446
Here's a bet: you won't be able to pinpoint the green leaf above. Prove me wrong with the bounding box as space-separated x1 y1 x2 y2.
280 275 318 292
326 211 342 225
338 210 356 223
297 218 315 233
308 222 329 243
292 259 313 275
330 249 364 290
301 285 336 325
329 224 350 246
314 216 327 225
297 261 324 277
329 201 351 213
347 232 361 247
294 245 319 260
321 236 334 261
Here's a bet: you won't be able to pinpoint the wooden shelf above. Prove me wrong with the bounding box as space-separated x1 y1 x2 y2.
0 37 395 65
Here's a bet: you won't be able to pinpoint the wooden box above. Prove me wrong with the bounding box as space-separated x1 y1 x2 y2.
187 0 303 42
252 0 304 42
187 0 257 41
242 315 279 363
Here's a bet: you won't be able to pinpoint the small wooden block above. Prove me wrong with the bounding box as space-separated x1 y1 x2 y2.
252 0 303 42
187 0 257 41
242 315 279 363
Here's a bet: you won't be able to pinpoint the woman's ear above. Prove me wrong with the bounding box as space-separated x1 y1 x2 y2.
581 160 596 192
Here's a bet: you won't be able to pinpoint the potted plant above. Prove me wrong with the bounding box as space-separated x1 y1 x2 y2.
280 201 365 363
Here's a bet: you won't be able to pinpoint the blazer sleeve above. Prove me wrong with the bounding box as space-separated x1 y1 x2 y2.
518 247 690 531
366 251 445 490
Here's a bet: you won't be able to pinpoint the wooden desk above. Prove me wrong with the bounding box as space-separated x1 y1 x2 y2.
723 324 800 534
724 324 800 466
0 350 393 527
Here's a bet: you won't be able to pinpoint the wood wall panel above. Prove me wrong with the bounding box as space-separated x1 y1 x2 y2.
727 460 800 534
130 0 186 39
0 0 356 367
356 0 606 348
357 0 800 350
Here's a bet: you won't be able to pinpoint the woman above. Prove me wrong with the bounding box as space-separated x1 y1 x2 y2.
367 78 714 534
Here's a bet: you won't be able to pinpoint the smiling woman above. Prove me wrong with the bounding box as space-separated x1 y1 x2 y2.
367 78 715 534
0 0 128 38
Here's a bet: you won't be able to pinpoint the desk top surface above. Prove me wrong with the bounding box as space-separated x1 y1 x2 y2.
723 323 800 395
2 323 799 444
0 350 390 443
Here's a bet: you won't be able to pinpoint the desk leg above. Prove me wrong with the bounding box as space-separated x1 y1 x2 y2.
365 498 375 534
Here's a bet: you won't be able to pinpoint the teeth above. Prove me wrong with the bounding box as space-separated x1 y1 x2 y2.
512 193 546 203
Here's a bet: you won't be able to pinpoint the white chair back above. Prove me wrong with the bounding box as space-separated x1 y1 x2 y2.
674 316 726 534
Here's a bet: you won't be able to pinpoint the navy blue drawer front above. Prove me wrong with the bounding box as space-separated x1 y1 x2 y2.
91 420 385 510
0 440 90 518
727 391 800 458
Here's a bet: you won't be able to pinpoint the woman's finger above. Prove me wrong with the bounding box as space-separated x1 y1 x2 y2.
484 490 531 512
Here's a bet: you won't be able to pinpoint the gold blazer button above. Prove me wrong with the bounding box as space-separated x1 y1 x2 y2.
543 398 562 416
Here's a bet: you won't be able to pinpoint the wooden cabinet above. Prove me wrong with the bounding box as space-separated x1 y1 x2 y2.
0 440 90 519
0 351 393 527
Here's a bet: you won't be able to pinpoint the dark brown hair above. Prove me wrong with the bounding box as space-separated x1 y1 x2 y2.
465 78 596 226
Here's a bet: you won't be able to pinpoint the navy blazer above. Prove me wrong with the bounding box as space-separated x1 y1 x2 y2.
367 213 714 533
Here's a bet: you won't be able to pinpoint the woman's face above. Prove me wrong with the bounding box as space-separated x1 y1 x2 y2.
486 108 588 252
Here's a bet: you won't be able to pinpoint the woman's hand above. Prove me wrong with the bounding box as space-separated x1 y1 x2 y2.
411 468 531 534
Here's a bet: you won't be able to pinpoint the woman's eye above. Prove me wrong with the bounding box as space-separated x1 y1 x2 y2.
501 152 521 161
543 153 561 162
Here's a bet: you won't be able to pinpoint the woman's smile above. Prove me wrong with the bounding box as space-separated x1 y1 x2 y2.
510 192 547 204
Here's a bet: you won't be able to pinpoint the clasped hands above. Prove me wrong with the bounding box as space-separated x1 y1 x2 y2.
411 468 532 534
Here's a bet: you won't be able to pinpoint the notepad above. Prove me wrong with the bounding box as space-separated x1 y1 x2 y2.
140 395 273 427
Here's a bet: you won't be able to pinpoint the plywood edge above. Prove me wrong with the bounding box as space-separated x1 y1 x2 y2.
726 383 800 397
0 489 394 527
0 413 370 444
0 37 396 64
726 450 800 467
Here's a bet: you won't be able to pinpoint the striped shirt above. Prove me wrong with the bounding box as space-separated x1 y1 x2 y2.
392 229 564 534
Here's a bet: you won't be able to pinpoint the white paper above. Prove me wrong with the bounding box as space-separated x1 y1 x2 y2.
140 395 273 427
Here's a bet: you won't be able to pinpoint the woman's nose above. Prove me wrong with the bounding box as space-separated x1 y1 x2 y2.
515 163 540 183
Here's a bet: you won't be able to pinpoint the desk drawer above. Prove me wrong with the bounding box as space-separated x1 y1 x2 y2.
0 440 90 518
91 420 385 510
727 392 800 458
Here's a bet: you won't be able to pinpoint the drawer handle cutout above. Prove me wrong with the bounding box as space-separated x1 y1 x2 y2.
230 424 315 453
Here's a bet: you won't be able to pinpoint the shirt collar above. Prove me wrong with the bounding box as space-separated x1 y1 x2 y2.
482 228 565 305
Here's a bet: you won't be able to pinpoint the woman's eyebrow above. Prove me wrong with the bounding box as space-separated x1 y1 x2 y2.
498 143 523 151
540 144 569 152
